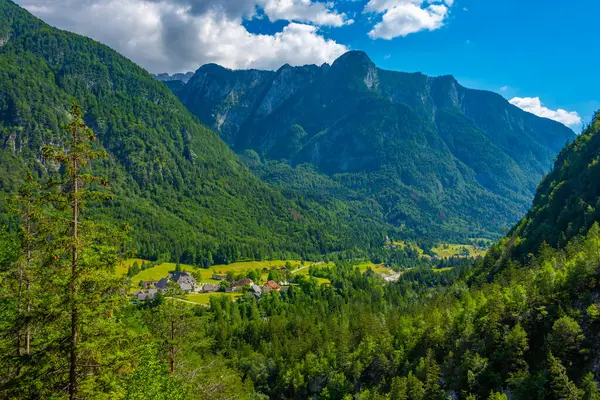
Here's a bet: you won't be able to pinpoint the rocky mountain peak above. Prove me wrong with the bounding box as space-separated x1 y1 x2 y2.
331 50 373 68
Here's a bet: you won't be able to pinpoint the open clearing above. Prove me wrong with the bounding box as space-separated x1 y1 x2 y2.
120 259 394 300
354 262 393 275
116 258 146 276
393 241 425 257
293 261 392 284
126 262 195 283
206 259 302 282
431 244 487 258
292 262 333 284
120 259 307 301
185 292 241 305
119 259 304 283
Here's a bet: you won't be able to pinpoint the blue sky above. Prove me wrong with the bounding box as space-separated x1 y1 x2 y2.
18 0 599 128
350 0 599 129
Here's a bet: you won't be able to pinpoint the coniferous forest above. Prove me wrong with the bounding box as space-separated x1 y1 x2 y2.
1 0 600 399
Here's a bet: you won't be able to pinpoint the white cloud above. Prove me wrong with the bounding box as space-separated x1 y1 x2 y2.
509 97 582 127
258 0 352 27
368 2 448 39
500 85 509 92
365 0 421 14
364 0 452 40
16 0 348 72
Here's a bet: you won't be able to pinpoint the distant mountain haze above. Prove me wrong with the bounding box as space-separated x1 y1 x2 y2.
165 50 575 241
152 72 194 83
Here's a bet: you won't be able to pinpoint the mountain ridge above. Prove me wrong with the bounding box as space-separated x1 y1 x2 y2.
169 51 575 241
0 0 387 263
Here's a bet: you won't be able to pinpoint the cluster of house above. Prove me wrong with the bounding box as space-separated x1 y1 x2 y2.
249 280 287 298
134 271 197 301
134 270 288 302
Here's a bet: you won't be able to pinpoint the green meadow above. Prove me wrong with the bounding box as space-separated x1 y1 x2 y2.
120 259 309 300
120 259 394 298
184 292 242 305
431 243 487 258
353 262 393 275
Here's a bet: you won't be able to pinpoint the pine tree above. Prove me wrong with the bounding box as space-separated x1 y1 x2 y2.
390 376 408 400
423 350 443 400
548 352 584 400
0 170 51 396
13 171 41 359
143 281 198 376
581 373 600 400
40 103 128 399
407 371 425 400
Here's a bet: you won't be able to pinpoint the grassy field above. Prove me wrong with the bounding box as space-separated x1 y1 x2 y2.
119 259 304 282
127 262 196 283
431 243 487 258
120 259 309 299
291 262 333 284
116 258 147 276
120 259 395 300
292 261 392 284
393 241 425 257
206 259 302 282
354 262 392 275
184 292 241 305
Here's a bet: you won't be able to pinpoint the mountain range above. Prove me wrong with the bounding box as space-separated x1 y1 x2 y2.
167 51 575 242
0 0 577 266
0 0 386 264
152 72 194 83
4 1 600 398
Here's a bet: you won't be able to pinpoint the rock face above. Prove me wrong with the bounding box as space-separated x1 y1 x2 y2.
153 71 194 83
177 63 326 148
172 50 576 240
178 64 276 145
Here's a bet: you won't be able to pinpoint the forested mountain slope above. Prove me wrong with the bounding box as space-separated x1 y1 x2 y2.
173 51 575 241
2 109 600 399
0 0 386 263
507 112 600 255
181 113 600 400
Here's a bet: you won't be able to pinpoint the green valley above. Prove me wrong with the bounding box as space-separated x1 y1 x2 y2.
1 0 600 399
174 52 575 244
0 0 386 266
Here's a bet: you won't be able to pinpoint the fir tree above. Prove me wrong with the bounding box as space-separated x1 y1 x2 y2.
40 103 128 398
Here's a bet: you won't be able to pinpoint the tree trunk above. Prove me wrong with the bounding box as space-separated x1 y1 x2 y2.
15 203 32 358
69 127 79 400
25 203 31 355
170 318 175 375
16 260 23 357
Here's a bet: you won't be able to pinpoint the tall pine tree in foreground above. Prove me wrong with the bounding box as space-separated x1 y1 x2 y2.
41 103 129 399
1 104 130 399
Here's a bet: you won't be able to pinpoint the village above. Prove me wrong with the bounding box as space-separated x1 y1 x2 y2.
132 263 296 303
126 251 473 304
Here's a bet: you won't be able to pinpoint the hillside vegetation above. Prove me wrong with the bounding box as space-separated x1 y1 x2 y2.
174 51 575 243
0 0 386 264
2 1 600 399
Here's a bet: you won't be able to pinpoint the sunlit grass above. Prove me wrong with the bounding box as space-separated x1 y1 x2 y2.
431 244 487 258
184 292 241 305
353 262 392 275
